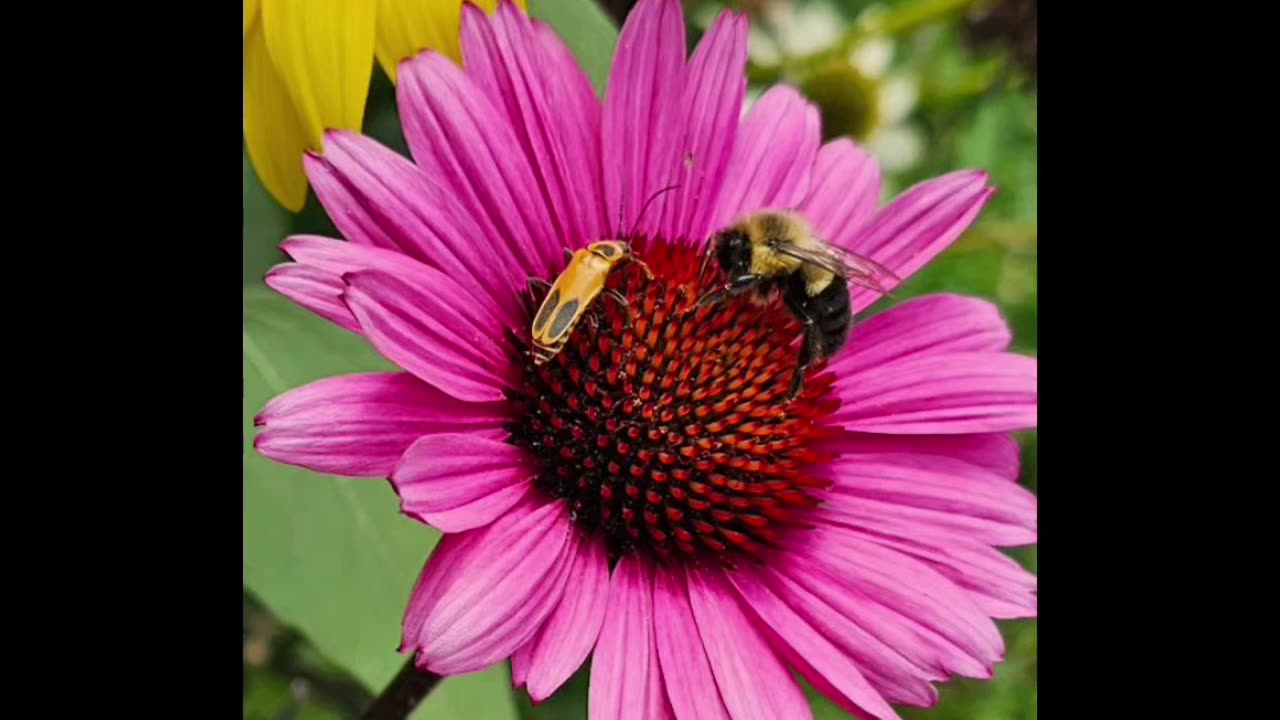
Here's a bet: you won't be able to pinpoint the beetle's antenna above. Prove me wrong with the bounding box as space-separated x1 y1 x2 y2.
623 184 682 241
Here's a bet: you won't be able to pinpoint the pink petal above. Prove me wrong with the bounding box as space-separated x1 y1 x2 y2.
833 526 1037 619
389 434 535 532
847 170 996 313
303 133 525 325
823 456 1037 534
800 138 882 248
519 536 610 702
772 549 992 685
659 9 749 242
397 51 559 277
402 497 576 674
757 560 944 705
686 567 812 720
791 526 1005 676
340 269 512 403
602 0 686 238
460 4 606 250
819 492 1035 548
821 432 1023 481
264 262 360 334
834 294 1013 377
710 85 821 231
726 566 905 718
652 565 732 720
590 554 671 720
253 372 505 477
831 351 1038 434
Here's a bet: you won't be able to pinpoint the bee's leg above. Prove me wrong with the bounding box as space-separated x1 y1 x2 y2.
786 319 823 402
563 248 575 264
696 275 763 309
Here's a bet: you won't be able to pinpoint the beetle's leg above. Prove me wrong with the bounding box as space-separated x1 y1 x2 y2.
527 277 552 296
602 287 634 329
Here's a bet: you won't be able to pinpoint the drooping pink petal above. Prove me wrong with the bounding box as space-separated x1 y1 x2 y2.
517 534 610 702
264 262 360 334
834 294 1013 377
602 0 686 237
460 3 607 250
846 170 996 313
302 132 525 324
341 269 513 403
800 138 882 248
789 526 1006 677
726 566 905 719
659 8 749 242
710 85 821 231
590 554 672 720
390 434 536 532
652 565 732 720
822 456 1037 536
253 372 505 477
820 432 1023 481
397 51 560 277
831 351 1037 434
274 234 520 331
401 497 576 675
756 559 947 706
686 567 813 720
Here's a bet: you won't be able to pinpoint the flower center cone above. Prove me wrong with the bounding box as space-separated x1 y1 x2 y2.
504 237 843 566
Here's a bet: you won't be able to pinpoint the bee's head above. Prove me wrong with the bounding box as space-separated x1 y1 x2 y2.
713 228 752 276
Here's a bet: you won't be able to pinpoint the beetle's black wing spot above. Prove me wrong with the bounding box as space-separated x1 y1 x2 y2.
596 244 617 258
548 298 581 340
532 288 560 335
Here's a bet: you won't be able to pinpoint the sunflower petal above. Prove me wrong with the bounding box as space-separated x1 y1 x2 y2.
261 0 376 150
244 19 309 212
244 0 261 37
375 0 527 83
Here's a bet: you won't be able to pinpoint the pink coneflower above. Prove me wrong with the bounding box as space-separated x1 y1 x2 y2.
253 0 1037 717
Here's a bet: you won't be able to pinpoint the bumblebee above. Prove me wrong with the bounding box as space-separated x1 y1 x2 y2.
695 210 899 400
528 241 653 365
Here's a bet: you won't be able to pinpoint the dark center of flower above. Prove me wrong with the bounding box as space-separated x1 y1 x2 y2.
503 238 841 566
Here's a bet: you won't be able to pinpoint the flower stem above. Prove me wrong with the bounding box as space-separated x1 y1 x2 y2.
746 0 987 84
359 658 442 720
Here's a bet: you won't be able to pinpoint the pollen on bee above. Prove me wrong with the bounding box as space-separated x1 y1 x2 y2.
504 237 840 565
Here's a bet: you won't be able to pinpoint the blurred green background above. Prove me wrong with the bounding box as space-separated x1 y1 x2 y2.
243 0 1037 717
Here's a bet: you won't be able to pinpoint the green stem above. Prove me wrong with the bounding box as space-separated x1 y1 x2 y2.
359 658 442 720
748 0 988 83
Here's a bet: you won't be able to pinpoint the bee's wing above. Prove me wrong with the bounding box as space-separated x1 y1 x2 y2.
769 241 901 295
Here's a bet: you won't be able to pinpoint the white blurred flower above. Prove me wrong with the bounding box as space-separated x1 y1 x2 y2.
702 0 926 174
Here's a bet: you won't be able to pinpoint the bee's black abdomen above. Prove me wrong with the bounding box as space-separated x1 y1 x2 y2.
782 273 852 361
813 275 852 358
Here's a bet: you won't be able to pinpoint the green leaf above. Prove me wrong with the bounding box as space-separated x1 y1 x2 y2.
243 286 519 720
528 0 619 95
243 147 289 286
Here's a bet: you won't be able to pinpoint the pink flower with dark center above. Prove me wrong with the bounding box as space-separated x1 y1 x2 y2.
253 0 1038 718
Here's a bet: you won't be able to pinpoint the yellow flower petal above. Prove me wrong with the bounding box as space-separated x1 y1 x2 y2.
244 19 310 212
244 0 261 37
261 0 376 150
374 0 526 83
